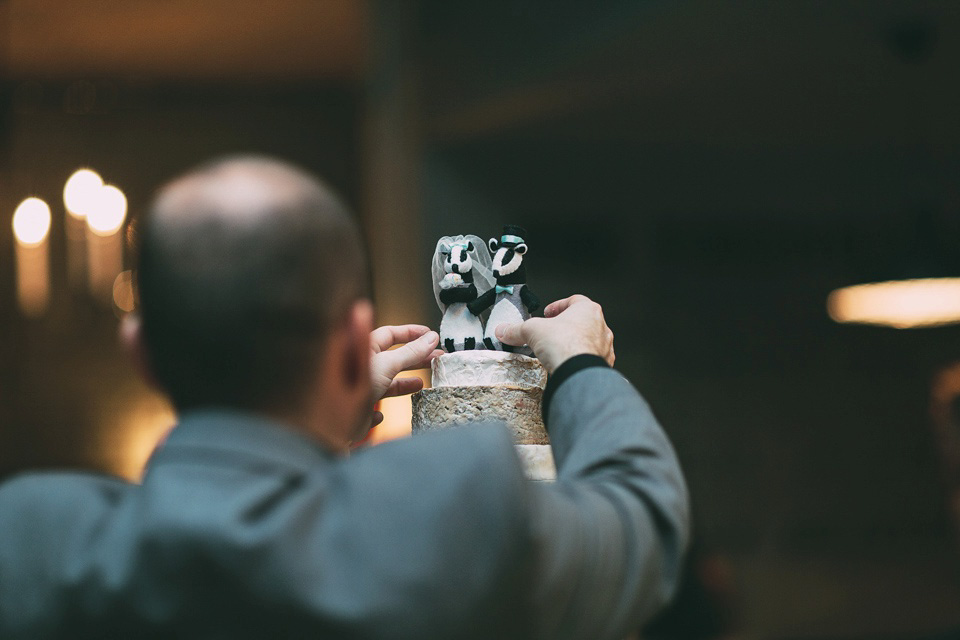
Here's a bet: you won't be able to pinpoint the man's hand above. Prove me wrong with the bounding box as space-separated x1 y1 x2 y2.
369 325 442 427
495 295 615 373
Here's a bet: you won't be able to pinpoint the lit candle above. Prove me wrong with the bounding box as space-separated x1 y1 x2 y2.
12 197 52 317
63 168 103 291
86 184 127 301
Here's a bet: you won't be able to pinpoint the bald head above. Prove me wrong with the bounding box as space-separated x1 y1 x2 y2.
136 156 368 412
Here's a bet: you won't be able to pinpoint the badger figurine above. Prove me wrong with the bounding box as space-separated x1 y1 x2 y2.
467 225 540 354
434 238 490 353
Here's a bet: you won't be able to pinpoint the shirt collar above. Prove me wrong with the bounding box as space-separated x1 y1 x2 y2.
147 408 338 475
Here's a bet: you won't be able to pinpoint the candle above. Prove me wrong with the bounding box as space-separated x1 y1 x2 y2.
64 169 103 291
86 184 127 301
12 197 52 317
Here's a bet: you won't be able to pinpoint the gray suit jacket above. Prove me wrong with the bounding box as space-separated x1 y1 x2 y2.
0 363 689 639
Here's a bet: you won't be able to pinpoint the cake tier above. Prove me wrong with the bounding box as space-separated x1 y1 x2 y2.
411 385 548 445
515 444 557 482
431 351 547 390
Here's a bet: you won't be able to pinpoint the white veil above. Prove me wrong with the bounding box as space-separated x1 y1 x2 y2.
431 234 494 312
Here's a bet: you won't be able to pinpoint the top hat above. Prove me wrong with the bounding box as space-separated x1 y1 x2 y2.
499 224 527 246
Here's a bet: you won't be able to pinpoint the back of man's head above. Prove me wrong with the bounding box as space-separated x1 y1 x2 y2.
136 156 368 413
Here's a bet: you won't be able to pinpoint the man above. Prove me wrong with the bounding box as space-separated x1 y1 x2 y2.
0 157 689 639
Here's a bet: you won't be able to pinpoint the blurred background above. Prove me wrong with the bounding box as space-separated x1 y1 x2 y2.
3 1 960 637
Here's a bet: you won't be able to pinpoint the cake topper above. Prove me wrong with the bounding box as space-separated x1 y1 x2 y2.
467 225 540 354
431 235 494 352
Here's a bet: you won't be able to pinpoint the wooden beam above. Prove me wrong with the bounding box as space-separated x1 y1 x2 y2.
360 1 429 326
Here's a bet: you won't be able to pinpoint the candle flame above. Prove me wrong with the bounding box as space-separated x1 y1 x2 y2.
64 169 104 219
12 197 52 246
87 184 127 236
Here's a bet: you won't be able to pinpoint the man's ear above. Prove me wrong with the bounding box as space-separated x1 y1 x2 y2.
119 313 159 389
343 299 374 388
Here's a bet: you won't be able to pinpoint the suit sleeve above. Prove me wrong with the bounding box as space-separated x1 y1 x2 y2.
527 361 690 640
300 363 689 640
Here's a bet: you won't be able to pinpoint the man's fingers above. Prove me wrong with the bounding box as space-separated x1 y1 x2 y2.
544 294 593 318
384 377 424 398
370 324 433 353
495 322 527 347
376 330 440 376
496 318 549 346
405 349 444 372
542 299 567 318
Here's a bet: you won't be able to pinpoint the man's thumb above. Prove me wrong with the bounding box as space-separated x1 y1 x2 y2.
495 322 525 346
382 330 439 374
408 330 440 359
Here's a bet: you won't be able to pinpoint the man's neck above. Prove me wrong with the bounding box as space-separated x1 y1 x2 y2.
281 410 350 454
192 403 351 455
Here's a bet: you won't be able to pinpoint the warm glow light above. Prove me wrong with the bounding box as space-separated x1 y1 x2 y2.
12 197 52 246
828 278 960 328
107 395 176 481
87 184 127 236
64 169 104 219
113 270 136 312
366 368 431 445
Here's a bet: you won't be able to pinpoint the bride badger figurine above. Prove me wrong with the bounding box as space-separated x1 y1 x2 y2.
467 225 540 354
432 235 494 353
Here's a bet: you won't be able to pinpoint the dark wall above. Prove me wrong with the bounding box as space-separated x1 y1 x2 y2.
416 1 960 635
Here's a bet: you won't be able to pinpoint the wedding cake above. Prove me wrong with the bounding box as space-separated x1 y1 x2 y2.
411 351 555 480
411 227 556 481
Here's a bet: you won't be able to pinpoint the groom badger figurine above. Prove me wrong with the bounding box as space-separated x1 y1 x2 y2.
468 225 540 353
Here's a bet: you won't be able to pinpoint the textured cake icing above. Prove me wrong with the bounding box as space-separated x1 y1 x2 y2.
430 350 547 389
412 386 547 444
411 351 550 447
